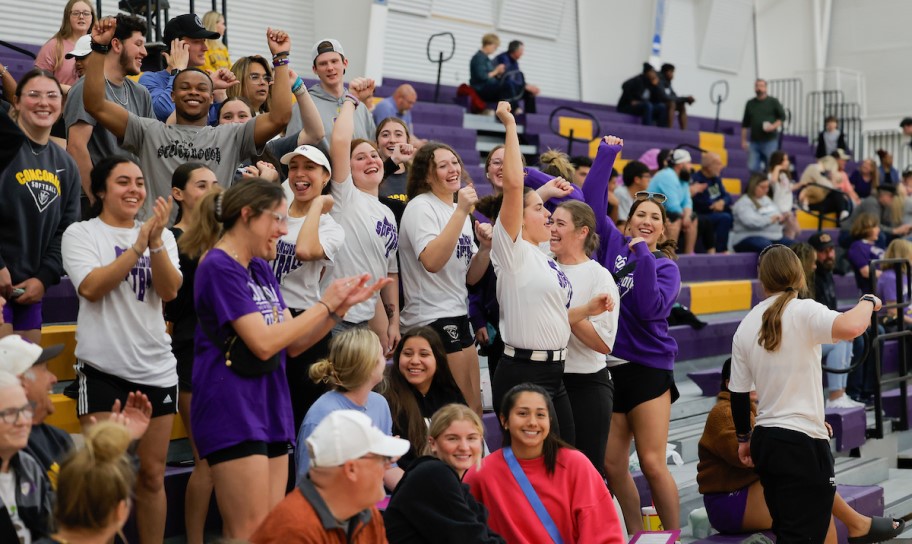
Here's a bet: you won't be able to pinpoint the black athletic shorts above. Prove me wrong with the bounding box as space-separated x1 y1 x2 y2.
426 315 474 353
609 362 679 414
75 360 178 418
206 440 291 467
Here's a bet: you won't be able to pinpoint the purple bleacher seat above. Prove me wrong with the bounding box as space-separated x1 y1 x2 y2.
632 470 652 507
42 277 78 324
671 319 740 360
825 406 867 452
0 42 41 81
677 285 692 309
483 411 503 451
882 388 912 423
882 339 899 375
677 253 759 282
688 367 723 397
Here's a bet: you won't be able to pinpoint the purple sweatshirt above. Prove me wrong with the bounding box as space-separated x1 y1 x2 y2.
582 142 680 370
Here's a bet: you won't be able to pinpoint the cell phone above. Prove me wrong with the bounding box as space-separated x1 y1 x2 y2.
10 288 25 299
236 167 248 176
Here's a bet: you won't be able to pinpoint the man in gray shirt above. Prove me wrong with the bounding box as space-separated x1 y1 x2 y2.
65 13 153 206
83 17 293 220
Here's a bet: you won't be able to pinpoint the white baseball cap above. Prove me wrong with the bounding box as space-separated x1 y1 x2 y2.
670 149 692 165
65 35 93 59
311 38 345 66
0 335 63 376
306 410 409 468
280 145 332 176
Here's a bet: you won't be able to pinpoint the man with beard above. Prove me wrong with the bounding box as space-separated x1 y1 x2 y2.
65 13 153 209
741 79 785 173
83 16 293 220
647 149 699 253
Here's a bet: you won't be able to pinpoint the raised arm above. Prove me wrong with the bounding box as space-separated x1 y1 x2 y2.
496 101 524 239
581 137 624 262
832 295 882 341
253 28 292 148
330 99 357 183
290 70 325 145
84 18 130 140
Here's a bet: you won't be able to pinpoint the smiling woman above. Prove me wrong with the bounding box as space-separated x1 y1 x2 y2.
35 0 95 88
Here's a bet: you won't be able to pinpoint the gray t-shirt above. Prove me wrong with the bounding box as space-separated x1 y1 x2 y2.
122 113 258 219
286 83 376 147
614 185 635 221
64 76 153 164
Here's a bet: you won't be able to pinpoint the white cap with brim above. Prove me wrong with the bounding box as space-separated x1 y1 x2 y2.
311 38 345 66
307 410 409 468
0 335 63 376
65 35 93 59
671 149 692 165
280 145 332 176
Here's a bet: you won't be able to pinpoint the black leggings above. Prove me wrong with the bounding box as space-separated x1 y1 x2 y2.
564 367 614 476
491 353 575 445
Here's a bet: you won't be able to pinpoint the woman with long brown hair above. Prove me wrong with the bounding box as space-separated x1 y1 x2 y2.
35 0 95 90
730 244 882 542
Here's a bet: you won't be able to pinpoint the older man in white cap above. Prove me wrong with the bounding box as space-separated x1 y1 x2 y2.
250 410 408 543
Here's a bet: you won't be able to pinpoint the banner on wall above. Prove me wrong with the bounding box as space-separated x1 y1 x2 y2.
649 0 666 68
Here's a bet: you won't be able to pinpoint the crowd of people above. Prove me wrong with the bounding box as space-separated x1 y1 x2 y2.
0 7 910 544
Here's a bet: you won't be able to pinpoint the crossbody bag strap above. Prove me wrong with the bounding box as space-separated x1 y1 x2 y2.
502 447 564 544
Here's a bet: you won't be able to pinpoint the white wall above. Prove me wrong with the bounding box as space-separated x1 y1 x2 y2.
578 0 760 122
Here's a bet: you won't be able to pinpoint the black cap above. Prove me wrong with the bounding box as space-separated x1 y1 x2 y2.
807 232 834 251
163 14 219 44
900 117 912 128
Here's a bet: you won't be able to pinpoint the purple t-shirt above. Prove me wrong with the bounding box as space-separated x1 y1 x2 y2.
877 269 912 320
582 142 680 370
847 239 884 291
191 249 294 458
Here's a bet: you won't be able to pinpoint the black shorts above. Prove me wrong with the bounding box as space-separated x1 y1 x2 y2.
609 362 679 414
426 315 474 353
172 337 195 394
206 440 291 467
75 360 178 418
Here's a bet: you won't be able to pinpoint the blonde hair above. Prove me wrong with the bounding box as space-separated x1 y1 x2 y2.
423 404 484 458
55 422 134 532
51 0 96 72
539 149 576 184
555 201 600 256
202 11 224 52
481 33 500 47
883 239 912 269
757 246 806 352
309 328 381 391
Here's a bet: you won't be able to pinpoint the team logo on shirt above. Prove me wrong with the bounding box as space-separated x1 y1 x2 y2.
249 279 284 325
16 168 61 212
115 246 152 302
156 140 222 163
455 234 473 265
375 217 398 258
547 260 573 308
272 239 303 283
614 255 634 296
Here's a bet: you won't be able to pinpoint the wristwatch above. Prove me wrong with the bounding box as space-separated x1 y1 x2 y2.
860 294 878 307
170 68 181 77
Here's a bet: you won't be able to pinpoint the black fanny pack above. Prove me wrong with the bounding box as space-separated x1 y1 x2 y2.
200 321 281 378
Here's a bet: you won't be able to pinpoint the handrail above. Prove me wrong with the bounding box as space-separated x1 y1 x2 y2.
798 182 853 229
709 79 728 133
426 32 454 103
866 258 912 439
0 40 37 60
547 106 601 157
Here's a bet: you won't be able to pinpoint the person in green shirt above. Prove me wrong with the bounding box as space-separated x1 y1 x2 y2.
741 79 785 173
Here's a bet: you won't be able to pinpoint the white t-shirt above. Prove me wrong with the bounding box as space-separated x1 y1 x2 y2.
729 296 839 440
62 218 180 387
491 220 572 350
0 470 30 544
272 213 345 310
322 175 399 323
399 193 477 329
560 260 620 374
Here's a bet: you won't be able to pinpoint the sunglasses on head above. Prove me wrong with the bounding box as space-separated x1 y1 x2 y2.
758 243 789 263
634 191 668 204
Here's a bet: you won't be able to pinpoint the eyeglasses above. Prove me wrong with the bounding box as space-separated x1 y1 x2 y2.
70 10 92 18
634 191 668 204
0 403 34 425
25 90 61 101
488 159 503 168
264 210 288 225
249 73 273 84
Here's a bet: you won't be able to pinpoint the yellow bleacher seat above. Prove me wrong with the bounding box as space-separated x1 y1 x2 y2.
45 394 189 439
687 280 753 314
558 117 593 140
722 177 742 195
797 209 838 229
41 325 77 381
698 132 728 166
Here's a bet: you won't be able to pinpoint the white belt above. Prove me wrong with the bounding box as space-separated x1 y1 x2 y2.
503 345 567 362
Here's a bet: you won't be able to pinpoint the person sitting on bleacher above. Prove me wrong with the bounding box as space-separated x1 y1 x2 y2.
64 13 153 210
876 149 900 186
493 40 539 115
766 151 800 240
200 11 231 73
469 33 506 111
840 184 911 248
657 63 695 130
815 115 848 159
850 158 881 200
832 149 861 205
372 84 420 139
614 160 651 222
730 174 794 253
138 14 236 124
878 239 912 332
63 35 91 81
901 167 912 225
0 371 53 543
35 0 95 92
697 358 904 542
648 149 699 253
618 63 667 127
847 213 885 293
691 152 733 254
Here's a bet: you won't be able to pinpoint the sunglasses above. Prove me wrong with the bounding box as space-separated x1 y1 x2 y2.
634 191 667 204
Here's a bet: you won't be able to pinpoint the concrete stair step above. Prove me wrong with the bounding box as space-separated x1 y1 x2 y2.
463 113 525 134
834 456 891 486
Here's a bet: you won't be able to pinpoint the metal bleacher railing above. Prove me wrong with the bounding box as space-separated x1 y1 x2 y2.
547 106 601 157
426 31 454 104
95 0 229 45
867 258 912 440
864 130 912 169
770 78 865 157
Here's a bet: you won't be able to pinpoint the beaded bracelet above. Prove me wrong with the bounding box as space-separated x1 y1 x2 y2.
149 244 166 255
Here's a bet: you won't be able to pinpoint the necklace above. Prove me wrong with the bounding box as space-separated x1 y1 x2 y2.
105 78 128 106
25 138 48 156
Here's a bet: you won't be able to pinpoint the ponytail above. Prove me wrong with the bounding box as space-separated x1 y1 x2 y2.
756 245 805 352
759 288 798 351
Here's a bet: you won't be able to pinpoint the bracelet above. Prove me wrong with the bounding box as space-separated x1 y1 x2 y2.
90 40 111 54
343 93 360 108
272 51 289 59
149 244 166 255
130 244 143 257
736 432 751 444
272 57 290 68
317 300 343 324
291 76 304 94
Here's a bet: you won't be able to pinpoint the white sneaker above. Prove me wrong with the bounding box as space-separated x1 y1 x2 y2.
826 394 859 409
845 396 866 408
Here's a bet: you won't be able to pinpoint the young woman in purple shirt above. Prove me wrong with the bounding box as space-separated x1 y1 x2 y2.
180 178 389 539
581 136 683 534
